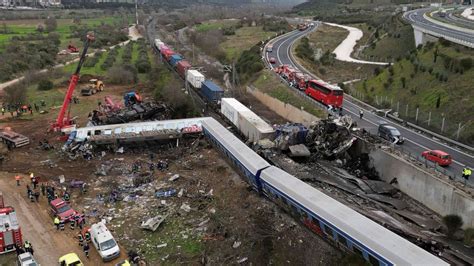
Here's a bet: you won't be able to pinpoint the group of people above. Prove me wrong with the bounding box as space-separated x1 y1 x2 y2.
14 240 34 256
131 158 169 173
1 101 45 117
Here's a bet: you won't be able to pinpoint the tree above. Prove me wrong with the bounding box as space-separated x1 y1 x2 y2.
37 79 54 91
400 77 406 88
36 24 44 33
44 17 57 32
443 215 463 239
460 58 472 71
433 47 438 63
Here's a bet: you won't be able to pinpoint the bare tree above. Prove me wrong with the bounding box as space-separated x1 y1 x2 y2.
44 17 57 32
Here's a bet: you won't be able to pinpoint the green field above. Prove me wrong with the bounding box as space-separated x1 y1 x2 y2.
0 16 130 49
253 69 325 118
221 26 277 61
195 20 239 32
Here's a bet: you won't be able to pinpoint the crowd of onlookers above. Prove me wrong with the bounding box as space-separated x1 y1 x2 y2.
1 101 46 117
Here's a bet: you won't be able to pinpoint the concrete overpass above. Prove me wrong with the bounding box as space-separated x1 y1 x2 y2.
404 8 474 48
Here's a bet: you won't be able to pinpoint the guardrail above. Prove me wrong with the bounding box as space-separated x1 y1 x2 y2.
261 31 473 185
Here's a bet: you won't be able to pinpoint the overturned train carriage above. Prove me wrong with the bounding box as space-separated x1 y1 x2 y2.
201 117 448 266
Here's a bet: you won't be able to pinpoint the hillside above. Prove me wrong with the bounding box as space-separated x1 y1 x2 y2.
354 42 474 145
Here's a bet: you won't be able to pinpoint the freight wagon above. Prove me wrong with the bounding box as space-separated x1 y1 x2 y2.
220 98 274 142
177 60 191 78
169 54 183 68
161 49 175 61
201 80 224 104
186 70 205 89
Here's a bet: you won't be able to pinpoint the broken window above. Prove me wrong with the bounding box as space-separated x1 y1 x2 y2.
94 130 101 135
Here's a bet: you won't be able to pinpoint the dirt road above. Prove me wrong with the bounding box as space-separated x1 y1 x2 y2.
0 174 126 265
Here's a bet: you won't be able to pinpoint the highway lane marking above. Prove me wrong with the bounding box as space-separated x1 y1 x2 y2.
268 24 472 166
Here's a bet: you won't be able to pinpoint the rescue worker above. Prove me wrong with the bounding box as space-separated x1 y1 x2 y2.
84 230 91 243
83 242 90 258
70 219 76 230
359 109 364 120
15 175 21 186
54 216 60 230
462 167 472 186
40 183 46 196
63 191 70 202
24 240 32 254
33 191 40 202
59 220 65 231
77 232 84 246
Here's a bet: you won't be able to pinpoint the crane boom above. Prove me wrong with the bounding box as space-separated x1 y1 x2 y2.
52 33 95 132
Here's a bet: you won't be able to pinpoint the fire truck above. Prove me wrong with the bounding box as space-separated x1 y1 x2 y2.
0 192 23 254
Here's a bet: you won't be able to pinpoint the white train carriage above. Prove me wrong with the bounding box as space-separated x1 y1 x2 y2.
202 118 270 189
259 166 448 266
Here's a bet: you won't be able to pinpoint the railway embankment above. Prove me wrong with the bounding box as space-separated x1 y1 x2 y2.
354 139 473 228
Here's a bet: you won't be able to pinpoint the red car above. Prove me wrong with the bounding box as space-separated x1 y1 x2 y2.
269 57 276 64
50 198 80 222
421 150 452 166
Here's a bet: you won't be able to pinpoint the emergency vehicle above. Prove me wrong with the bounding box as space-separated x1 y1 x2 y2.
0 192 23 254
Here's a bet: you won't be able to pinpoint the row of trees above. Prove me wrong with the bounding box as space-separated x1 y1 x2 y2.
0 33 61 82
136 39 151 73
236 45 264 82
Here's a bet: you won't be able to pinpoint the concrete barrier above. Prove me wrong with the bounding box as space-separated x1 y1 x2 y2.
246 86 320 127
365 145 473 229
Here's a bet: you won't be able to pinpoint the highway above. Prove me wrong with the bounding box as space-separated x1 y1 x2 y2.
265 24 474 185
404 8 474 44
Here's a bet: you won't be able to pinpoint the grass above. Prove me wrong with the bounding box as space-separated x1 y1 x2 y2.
252 69 325 118
0 16 129 49
221 26 278 61
293 23 376 83
195 20 238 32
63 50 109 76
361 17 416 62
356 43 474 144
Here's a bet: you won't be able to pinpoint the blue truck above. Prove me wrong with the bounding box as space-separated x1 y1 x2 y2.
201 80 224 103
169 54 183 68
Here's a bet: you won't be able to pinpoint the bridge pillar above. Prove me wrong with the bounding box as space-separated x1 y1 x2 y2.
413 26 425 47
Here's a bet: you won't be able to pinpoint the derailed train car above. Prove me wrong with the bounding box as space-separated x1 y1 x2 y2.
202 117 448 266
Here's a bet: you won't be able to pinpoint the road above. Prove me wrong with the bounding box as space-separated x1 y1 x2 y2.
265 24 474 185
403 8 474 45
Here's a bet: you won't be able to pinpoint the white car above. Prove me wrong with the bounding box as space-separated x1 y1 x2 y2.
90 222 120 261
18 252 38 266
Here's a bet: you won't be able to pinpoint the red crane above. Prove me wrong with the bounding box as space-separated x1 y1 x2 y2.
51 33 95 132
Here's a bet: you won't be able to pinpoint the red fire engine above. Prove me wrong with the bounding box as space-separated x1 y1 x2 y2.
0 192 23 254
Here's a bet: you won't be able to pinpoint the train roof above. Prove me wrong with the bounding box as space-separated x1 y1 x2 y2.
202 118 270 175
221 98 274 133
260 166 448 266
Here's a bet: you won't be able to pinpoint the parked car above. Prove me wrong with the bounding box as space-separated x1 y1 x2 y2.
377 123 404 144
269 57 276 64
58 253 83 266
90 222 120 261
50 198 80 222
422 150 452 166
18 252 38 266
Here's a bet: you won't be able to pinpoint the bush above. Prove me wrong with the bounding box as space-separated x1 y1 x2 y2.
319 67 326 75
374 67 381 76
37 79 54 91
460 58 472 71
295 37 314 60
464 228 474 247
106 65 137 85
443 215 463 238
136 59 151 73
